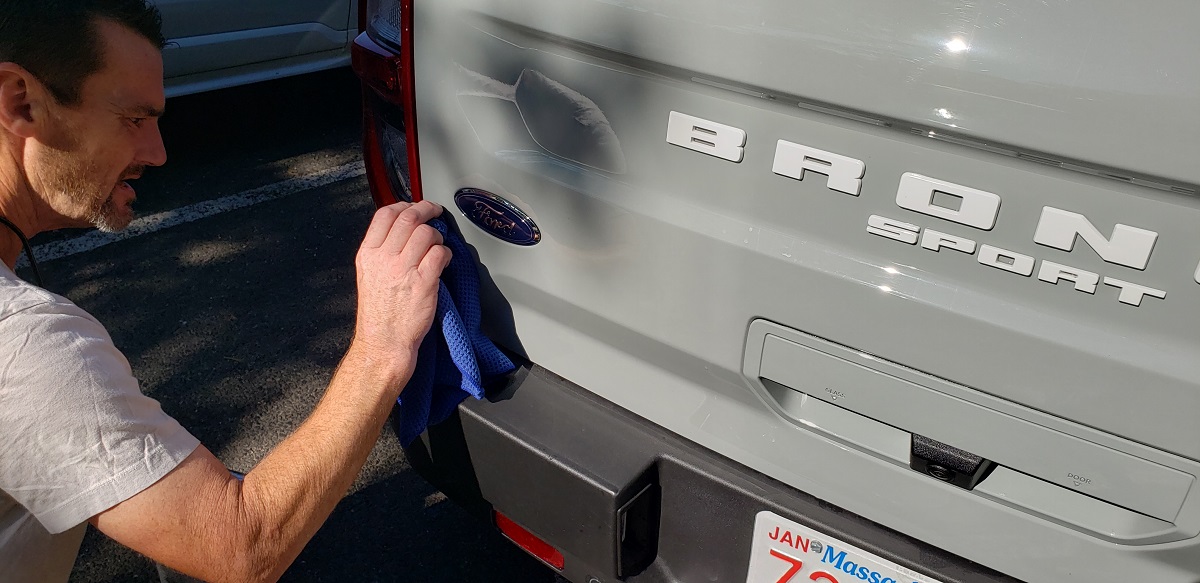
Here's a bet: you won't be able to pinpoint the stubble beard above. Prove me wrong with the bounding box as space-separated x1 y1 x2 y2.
90 196 129 233
38 148 133 233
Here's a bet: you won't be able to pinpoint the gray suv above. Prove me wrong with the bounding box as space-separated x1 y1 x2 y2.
354 1 1200 582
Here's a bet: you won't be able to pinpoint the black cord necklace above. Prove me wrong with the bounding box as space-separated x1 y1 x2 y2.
0 216 43 287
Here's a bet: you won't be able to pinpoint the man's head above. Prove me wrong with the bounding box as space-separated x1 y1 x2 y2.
0 0 168 233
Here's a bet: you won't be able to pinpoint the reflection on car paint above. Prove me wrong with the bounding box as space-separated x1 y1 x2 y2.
456 66 627 174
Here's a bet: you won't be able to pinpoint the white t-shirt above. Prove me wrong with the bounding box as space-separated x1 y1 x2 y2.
0 262 200 582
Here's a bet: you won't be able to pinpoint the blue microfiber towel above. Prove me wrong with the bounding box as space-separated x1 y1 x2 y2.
395 217 515 446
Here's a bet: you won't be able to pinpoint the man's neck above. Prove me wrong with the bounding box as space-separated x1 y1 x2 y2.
0 142 41 270
0 219 25 270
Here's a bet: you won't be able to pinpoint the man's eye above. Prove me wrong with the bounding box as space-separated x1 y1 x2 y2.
126 117 147 128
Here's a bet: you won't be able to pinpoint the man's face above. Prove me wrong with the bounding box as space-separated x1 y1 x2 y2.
27 18 167 232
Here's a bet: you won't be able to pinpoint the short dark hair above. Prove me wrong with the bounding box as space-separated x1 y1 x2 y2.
0 0 165 106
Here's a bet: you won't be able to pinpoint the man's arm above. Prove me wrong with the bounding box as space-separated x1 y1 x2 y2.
91 201 452 583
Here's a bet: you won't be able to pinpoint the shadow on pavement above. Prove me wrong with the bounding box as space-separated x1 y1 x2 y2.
282 472 558 582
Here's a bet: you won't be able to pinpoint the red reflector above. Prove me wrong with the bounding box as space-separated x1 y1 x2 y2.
361 104 400 207
494 512 565 571
351 33 405 106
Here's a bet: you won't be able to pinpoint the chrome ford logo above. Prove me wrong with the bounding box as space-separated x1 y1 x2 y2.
453 188 541 246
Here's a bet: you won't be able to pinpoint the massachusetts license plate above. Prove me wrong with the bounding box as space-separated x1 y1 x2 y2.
745 511 946 583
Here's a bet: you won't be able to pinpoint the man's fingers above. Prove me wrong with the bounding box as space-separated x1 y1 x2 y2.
361 203 411 249
382 201 444 254
398 224 445 269
418 244 453 280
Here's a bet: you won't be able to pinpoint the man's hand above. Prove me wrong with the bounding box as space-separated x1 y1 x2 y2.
350 201 452 387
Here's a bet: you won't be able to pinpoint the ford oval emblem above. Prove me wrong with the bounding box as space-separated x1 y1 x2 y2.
454 188 541 246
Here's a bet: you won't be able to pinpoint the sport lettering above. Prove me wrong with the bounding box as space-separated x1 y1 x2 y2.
1038 261 1100 294
867 215 1165 306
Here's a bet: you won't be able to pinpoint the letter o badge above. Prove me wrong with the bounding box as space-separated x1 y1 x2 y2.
896 173 1001 230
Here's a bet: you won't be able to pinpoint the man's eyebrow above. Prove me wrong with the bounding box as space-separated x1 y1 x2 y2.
121 104 166 117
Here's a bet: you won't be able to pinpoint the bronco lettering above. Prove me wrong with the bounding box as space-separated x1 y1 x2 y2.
668 112 1174 307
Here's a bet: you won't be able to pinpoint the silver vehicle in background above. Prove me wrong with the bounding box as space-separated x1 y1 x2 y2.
154 0 357 97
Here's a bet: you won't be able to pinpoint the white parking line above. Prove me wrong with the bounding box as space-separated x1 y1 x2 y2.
21 160 366 266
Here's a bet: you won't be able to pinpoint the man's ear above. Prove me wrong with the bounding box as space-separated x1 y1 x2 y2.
0 63 45 139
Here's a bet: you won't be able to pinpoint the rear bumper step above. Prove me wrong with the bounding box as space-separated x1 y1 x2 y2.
399 365 1019 583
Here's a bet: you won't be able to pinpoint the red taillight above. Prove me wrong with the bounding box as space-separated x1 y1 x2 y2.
494 511 566 571
353 0 422 205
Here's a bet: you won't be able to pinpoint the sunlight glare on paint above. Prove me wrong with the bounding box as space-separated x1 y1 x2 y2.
945 37 969 53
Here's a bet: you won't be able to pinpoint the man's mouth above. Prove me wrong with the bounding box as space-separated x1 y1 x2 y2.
114 179 136 199
107 166 146 217
109 178 138 220
116 171 141 192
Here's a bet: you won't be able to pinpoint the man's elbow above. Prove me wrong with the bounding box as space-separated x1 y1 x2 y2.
207 530 290 583
165 535 282 583
217 554 282 583
212 486 291 583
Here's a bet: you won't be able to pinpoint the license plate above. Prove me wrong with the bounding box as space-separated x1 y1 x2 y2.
745 511 946 583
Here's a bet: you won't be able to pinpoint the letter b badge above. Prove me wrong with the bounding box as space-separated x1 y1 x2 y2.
666 111 747 162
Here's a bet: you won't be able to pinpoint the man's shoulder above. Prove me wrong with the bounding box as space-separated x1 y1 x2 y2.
0 270 99 329
0 272 116 376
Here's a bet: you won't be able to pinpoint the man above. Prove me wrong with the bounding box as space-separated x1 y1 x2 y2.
0 1 451 581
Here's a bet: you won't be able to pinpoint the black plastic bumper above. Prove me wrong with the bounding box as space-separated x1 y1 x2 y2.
399 365 1020 583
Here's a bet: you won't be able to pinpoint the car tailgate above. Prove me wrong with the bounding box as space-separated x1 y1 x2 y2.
409 1 1200 581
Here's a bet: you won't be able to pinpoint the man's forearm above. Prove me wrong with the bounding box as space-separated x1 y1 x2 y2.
91 203 450 583
234 345 414 581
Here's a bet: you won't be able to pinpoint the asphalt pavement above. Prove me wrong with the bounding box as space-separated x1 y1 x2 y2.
43 68 560 583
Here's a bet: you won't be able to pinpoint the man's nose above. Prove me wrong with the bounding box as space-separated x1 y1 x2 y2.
139 120 168 167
